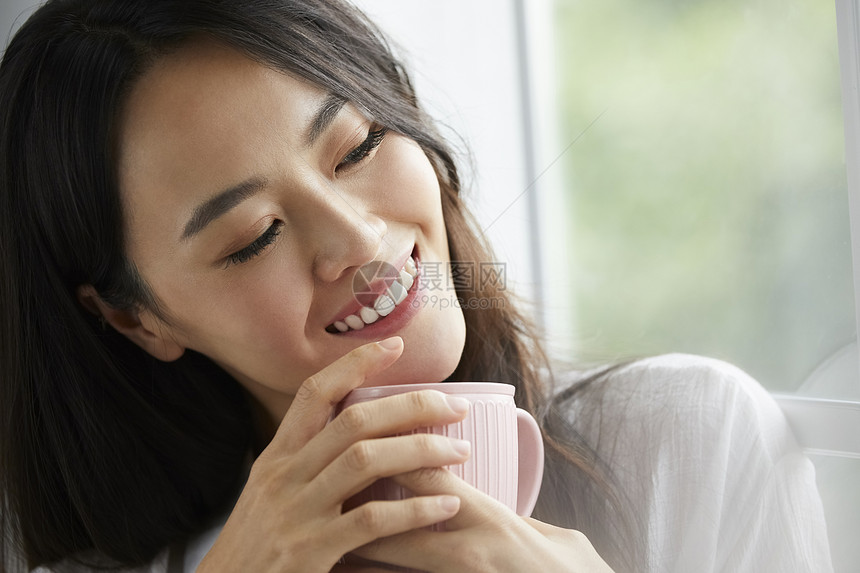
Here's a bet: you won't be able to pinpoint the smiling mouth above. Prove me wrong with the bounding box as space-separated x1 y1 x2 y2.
326 254 419 333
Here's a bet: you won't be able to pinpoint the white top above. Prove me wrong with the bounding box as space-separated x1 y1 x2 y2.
546 354 833 572
34 354 833 572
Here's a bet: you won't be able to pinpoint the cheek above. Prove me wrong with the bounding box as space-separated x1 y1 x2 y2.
220 278 308 351
151 253 312 361
372 137 446 232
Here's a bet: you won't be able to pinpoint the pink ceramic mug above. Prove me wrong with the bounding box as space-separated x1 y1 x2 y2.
336 382 544 518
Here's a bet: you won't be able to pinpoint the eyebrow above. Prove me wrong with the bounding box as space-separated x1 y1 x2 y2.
181 177 268 240
181 94 347 241
306 93 347 146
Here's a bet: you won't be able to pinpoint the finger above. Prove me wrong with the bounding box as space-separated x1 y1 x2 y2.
297 389 470 480
308 433 471 503
390 468 512 529
273 337 404 454
329 495 460 559
336 553 409 572
388 467 465 498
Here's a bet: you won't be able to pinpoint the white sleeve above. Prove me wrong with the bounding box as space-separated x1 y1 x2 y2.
563 354 834 573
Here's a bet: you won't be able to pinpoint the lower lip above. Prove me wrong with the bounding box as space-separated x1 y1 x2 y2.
337 262 423 339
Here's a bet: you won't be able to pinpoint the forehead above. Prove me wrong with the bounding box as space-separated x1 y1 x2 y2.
117 40 322 178
115 41 325 247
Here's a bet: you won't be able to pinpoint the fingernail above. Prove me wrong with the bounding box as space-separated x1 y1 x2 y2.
377 336 402 351
439 495 460 514
451 438 471 457
446 395 470 415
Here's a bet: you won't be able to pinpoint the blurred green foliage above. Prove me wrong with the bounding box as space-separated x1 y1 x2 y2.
554 0 855 391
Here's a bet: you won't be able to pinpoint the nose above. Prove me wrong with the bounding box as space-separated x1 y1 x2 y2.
305 189 388 283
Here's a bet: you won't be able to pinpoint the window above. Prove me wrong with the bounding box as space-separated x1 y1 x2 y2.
529 0 860 569
544 0 853 395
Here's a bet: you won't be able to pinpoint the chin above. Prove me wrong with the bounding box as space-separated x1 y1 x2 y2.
364 341 463 387
363 312 466 387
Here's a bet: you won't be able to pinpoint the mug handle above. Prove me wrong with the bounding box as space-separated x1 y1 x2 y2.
515 408 544 516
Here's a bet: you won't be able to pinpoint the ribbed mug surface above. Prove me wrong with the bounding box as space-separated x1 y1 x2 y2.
337 382 543 519
336 382 544 572
366 393 518 516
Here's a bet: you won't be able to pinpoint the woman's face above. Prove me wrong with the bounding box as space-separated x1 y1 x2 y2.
116 41 467 425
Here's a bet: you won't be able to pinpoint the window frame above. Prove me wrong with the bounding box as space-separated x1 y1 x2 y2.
838 0 860 374
767 0 860 459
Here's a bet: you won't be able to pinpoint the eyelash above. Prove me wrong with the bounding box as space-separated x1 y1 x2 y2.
225 220 283 268
337 126 388 170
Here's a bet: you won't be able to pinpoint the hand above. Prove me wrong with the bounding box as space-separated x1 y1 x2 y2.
197 337 472 573
350 468 615 572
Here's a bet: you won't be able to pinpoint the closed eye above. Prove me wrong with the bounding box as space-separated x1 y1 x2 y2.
336 126 388 171
224 220 283 268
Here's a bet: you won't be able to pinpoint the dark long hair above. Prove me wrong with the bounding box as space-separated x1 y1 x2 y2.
0 0 639 571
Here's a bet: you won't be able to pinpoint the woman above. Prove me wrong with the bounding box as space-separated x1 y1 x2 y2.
0 0 832 571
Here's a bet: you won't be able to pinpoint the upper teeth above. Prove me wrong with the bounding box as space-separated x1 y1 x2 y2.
332 256 418 332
